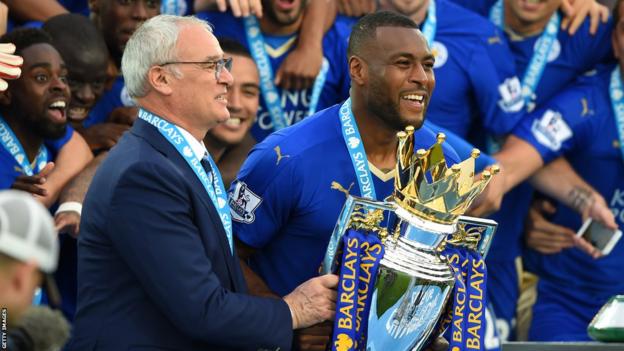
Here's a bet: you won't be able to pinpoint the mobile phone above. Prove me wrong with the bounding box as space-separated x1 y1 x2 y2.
576 219 623 256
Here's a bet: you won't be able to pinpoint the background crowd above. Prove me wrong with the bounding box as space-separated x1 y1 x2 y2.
0 0 622 350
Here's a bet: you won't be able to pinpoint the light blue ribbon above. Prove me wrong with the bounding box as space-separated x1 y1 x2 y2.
138 109 233 254
339 99 376 200
422 0 437 45
609 66 624 163
0 116 48 176
490 0 560 111
244 16 329 132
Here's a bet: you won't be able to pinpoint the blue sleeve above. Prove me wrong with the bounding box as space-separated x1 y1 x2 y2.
230 143 300 249
467 29 526 136
572 18 615 69
512 81 594 163
44 126 74 160
426 121 496 172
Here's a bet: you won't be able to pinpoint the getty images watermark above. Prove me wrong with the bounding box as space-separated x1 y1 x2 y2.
1 307 7 350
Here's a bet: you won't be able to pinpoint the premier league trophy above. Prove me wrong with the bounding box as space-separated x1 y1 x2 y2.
322 127 498 351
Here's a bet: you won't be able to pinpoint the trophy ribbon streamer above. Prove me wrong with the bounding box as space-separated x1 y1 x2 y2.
443 246 469 351
331 229 385 351
463 250 487 351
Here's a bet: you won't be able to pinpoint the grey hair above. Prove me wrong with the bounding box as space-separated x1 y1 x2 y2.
121 15 213 98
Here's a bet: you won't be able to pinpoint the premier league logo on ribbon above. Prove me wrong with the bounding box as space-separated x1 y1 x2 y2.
322 128 498 351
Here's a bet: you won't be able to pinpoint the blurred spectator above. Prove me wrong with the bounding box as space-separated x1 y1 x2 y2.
0 190 59 325
205 38 259 188
197 0 351 142
43 14 117 152
81 0 161 151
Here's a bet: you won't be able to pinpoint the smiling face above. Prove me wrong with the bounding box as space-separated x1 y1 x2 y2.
4 43 70 139
207 53 260 146
168 25 234 131
64 53 108 123
361 26 435 130
508 0 561 26
262 0 307 26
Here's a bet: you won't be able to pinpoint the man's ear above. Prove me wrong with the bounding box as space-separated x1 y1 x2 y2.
147 66 174 96
0 89 12 107
349 55 367 86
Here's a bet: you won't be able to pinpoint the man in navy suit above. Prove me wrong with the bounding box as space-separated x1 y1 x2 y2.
68 14 338 351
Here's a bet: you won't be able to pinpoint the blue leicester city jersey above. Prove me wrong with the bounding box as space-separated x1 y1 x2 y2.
0 126 73 189
515 66 624 294
197 11 351 142
452 0 614 108
84 76 135 128
425 0 525 139
229 104 461 296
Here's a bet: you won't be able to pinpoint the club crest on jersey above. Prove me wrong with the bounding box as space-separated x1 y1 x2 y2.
431 41 448 68
531 109 573 151
497 77 524 113
228 181 262 224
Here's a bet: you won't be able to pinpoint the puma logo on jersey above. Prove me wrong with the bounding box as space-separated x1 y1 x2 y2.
274 146 290 165
488 36 502 45
580 98 594 117
331 181 354 198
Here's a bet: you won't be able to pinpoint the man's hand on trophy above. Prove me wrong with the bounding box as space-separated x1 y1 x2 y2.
525 199 601 258
424 336 449 351
283 274 338 330
293 320 332 351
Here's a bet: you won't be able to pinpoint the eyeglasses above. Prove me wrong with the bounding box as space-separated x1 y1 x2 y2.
160 57 233 80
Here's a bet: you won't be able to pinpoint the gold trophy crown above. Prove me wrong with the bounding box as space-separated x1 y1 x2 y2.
393 126 499 225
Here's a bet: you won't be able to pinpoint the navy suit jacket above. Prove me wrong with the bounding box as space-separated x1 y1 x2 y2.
68 118 292 351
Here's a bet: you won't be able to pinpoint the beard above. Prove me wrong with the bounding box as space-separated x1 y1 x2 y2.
367 75 425 131
21 110 67 140
262 0 308 26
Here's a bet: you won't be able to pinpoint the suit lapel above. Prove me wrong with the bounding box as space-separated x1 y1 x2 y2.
131 119 239 290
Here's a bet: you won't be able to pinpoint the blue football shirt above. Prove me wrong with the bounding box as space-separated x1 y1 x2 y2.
514 65 624 295
230 103 461 296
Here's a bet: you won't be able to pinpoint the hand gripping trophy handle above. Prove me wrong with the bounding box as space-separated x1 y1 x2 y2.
323 126 499 351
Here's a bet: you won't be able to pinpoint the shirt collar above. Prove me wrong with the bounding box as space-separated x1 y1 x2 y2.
177 126 208 160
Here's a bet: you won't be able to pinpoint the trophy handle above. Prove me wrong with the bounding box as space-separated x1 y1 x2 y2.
456 215 498 258
320 195 395 275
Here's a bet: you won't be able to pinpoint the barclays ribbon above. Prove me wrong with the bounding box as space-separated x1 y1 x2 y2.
332 229 385 351
137 109 233 254
0 115 48 176
442 245 469 351
244 16 329 132
339 99 377 200
490 0 560 111
609 66 624 163
421 0 437 45
463 250 487 351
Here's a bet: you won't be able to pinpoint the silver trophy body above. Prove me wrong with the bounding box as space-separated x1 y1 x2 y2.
322 196 496 351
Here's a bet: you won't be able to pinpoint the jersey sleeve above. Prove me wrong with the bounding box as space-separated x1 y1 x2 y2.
44 125 74 160
467 29 526 136
512 80 595 163
229 144 300 249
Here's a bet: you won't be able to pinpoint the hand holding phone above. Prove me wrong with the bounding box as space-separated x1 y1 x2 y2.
577 219 622 256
